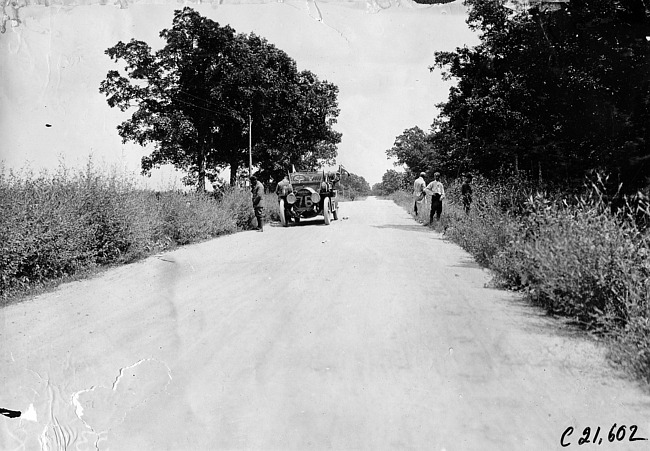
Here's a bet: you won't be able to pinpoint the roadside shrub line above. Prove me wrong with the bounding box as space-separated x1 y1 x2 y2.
0 164 281 305
389 178 650 387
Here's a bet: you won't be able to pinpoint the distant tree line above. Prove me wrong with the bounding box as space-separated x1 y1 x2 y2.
338 172 371 199
372 170 409 195
383 0 650 195
100 7 341 191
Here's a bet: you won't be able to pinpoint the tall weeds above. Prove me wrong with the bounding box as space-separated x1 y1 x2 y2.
390 176 650 385
0 161 273 302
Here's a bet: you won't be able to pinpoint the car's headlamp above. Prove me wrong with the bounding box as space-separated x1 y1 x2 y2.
311 192 321 203
287 193 296 204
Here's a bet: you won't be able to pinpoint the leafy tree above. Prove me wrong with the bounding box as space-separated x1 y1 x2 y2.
385 120 479 180
338 172 371 199
429 0 650 192
379 169 408 194
386 126 432 178
100 7 341 190
253 70 342 186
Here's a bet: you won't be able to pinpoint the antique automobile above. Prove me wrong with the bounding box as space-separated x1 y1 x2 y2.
277 169 341 226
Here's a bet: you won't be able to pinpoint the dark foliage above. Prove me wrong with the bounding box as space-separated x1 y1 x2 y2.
0 163 276 302
100 8 341 191
389 0 650 195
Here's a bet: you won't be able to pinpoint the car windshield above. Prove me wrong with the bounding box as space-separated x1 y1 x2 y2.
290 172 323 183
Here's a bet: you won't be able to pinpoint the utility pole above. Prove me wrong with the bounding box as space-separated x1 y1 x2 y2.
248 114 253 176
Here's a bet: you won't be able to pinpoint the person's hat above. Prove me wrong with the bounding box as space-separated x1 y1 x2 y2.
420 172 426 177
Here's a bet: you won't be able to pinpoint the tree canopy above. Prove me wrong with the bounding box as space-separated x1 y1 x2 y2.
338 172 371 199
386 127 430 179
376 169 408 195
388 0 650 193
100 8 341 190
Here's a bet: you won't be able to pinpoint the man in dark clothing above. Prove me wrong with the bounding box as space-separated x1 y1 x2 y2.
425 172 445 223
250 175 265 232
461 174 473 215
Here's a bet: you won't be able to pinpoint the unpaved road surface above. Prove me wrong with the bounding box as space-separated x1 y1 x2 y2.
2 197 650 450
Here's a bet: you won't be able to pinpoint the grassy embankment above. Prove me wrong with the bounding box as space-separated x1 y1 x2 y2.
0 162 280 305
389 176 650 386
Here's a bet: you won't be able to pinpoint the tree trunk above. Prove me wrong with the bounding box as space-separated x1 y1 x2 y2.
515 154 519 174
197 146 206 192
230 161 239 186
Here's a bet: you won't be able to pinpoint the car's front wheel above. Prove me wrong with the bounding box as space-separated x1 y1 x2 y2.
323 198 331 225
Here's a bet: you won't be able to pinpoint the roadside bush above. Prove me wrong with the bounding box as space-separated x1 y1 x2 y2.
150 191 241 246
209 189 280 227
1 166 100 293
391 176 650 384
612 309 650 386
0 161 259 302
495 193 650 328
219 188 256 229
389 175 520 266
264 192 280 222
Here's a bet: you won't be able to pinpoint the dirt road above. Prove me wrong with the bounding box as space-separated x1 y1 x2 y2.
2 197 650 450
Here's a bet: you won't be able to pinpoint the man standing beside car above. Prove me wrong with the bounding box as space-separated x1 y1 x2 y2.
250 175 265 232
275 175 294 223
275 175 292 197
425 172 445 224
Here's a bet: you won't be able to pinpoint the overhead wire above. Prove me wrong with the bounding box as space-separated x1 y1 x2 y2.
175 89 246 121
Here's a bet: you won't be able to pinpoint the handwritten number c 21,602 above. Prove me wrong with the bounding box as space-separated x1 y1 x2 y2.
561 424 648 447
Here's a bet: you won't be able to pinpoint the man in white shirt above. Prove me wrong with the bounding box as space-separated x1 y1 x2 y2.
425 172 445 223
413 172 426 216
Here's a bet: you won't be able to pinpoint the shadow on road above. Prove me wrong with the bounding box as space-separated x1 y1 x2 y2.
449 258 482 269
270 219 329 228
495 292 593 342
371 224 430 233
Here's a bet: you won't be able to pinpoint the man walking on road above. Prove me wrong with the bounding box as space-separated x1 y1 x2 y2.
425 172 445 224
413 172 426 216
250 175 265 232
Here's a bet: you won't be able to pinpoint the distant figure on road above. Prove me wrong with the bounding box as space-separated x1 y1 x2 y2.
250 175 265 232
413 172 426 216
461 174 473 215
425 172 445 224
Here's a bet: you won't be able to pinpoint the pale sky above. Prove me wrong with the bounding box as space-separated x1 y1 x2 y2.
0 0 478 186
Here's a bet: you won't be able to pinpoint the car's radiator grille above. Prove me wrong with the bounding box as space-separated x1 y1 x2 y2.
295 189 315 208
